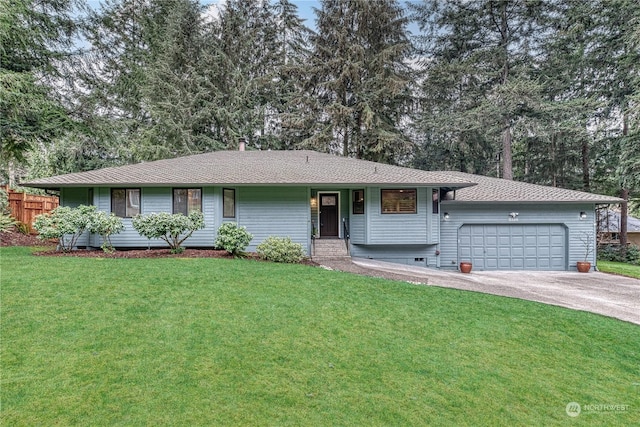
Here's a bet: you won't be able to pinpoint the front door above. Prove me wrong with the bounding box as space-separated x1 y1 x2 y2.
319 193 339 237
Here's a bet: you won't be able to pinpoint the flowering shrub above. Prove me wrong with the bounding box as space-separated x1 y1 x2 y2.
34 205 112 252
89 211 125 253
257 236 306 263
215 222 253 257
132 211 205 254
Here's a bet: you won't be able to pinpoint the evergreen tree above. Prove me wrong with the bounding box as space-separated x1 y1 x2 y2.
303 0 413 163
0 0 80 185
411 0 552 179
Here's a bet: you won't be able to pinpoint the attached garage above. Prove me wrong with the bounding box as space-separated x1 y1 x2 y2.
458 224 567 271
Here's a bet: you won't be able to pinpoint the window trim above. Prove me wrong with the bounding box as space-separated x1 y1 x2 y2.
111 188 141 218
223 188 236 218
172 188 202 215
380 188 417 214
352 189 365 214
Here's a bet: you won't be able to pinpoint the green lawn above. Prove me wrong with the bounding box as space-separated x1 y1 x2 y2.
598 260 640 279
2 246 639 425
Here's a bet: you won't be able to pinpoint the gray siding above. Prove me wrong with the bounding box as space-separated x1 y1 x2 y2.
60 187 91 246
350 244 439 268
237 187 309 253
439 202 597 271
367 187 429 244
93 186 216 248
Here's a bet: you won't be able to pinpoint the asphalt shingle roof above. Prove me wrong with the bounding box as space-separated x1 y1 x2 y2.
444 171 622 204
23 150 622 204
24 150 477 188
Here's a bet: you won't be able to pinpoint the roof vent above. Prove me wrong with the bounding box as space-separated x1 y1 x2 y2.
238 138 246 151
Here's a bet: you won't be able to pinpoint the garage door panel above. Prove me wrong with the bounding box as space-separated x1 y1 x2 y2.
459 224 566 271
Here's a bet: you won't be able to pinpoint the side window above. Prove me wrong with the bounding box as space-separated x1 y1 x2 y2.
111 188 140 217
223 188 235 218
173 188 202 215
432 189 439 214
352 189 364 214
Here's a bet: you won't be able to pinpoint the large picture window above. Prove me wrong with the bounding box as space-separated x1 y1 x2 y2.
223 188 235 218
111 188 140 217
173 188 202 215
352 189 364 214
381 189 417 214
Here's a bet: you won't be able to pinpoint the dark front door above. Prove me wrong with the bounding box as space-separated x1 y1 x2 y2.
319 193 339 237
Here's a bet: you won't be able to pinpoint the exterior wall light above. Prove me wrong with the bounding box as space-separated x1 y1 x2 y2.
443 212 450 221
310 197 317 208
509 212 519 219
580 211 587 220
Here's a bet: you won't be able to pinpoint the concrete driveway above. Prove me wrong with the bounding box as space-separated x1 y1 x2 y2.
350 258 640 326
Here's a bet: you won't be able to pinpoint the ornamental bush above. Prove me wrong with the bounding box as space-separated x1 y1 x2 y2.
215 222 253 257
34 205 98 252
132 210 205 254
89 211 125 253
256 236 306 263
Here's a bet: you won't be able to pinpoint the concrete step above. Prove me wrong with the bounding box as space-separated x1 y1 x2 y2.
312 239 349 259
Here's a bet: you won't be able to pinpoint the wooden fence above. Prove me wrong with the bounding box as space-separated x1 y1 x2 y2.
3 186 59 232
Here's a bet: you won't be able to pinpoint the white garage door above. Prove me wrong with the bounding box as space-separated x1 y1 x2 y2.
458 224 567 271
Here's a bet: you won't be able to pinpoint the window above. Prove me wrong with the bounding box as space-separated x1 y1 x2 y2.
173 188 202 215
432 189 439 214
223 188 235 218
381 189 417 214
352 189 364 214
111 188 140 217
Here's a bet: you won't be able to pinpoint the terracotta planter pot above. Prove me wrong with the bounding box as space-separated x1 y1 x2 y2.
576 261 591 273
460 262 473 274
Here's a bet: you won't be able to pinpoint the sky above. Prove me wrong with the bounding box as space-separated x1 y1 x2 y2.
200 0 320 28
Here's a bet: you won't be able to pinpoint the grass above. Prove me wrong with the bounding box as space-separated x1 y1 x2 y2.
2 246 639 426
598 260 640 279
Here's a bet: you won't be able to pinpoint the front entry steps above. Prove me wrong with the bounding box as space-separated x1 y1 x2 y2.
312 239 350 260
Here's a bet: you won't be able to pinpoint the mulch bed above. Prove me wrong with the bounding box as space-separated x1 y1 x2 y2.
32 248 253 259
1 228 317 265
1 228 55 247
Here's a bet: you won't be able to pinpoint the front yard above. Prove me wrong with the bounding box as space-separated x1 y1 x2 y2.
2 247 638 425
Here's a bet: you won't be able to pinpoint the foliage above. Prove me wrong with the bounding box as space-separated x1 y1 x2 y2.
88 211 125 253
0 188 9 214
256 235 306 263
0 213 17 232
15 221 30 235
598 244 640 265
2 245 639 425
132 210 205 254
214 222 253 257
0 0 81 185
302 0 413 163
33 205 97 252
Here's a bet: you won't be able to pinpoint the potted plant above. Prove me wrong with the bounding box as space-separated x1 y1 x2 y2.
460 261 473 273
577 232 593 273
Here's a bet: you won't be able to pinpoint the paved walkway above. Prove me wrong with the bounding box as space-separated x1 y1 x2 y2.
317 257 640 326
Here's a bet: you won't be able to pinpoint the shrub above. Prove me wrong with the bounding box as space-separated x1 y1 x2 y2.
257 236 306 263
132 210 204 253
89 211 125 253
215 222 253 257
33 205 97 252
598 243 640 265
0 213 17 232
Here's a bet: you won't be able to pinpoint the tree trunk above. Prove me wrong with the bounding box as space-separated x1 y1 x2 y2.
581 139 590 191
502 121 513 180
620 188 628 257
